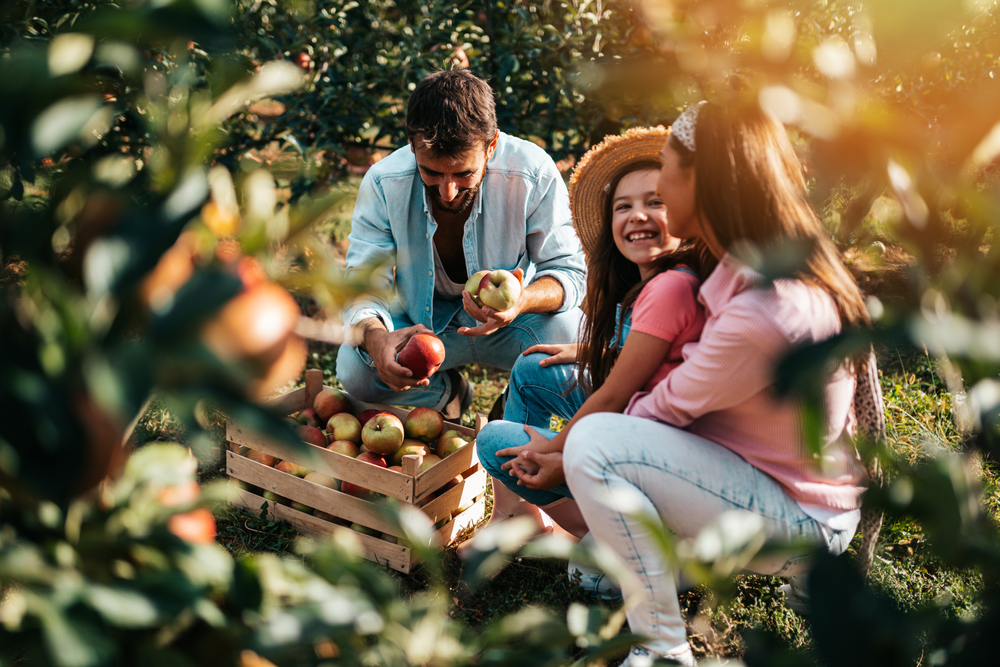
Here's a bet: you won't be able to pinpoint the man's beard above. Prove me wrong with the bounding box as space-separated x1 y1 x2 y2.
427 182 480 215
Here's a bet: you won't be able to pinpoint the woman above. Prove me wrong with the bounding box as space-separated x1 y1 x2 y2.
471 128 712 555
510 101 871 666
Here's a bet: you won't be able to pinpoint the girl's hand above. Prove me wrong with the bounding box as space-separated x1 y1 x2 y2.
511 450 565 490
522 343 580 366
498 425 560 473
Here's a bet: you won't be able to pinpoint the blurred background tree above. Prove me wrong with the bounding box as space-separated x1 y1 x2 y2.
3 0 1000 665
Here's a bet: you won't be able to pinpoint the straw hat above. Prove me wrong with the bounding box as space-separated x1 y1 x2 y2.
569 126 671 257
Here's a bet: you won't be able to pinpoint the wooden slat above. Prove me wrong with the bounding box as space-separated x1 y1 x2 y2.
228 486 414 573
435 496 487 546
227 452 402 536
415 440 480 498
262 386 309 418
419 467 487 523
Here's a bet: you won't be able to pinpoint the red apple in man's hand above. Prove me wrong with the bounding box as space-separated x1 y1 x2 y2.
404 407 444 442
478 269 522 312
463 270 490 307
314 387 352 422
296 425 327 448
327 439 360 458
396 333 445 380
361 413 405 455
326 412 362 444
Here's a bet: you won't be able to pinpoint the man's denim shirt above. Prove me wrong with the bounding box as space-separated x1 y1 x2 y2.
342 132 587 338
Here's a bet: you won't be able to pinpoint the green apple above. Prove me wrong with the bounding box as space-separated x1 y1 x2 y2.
478 269 521 312
464 269 490 307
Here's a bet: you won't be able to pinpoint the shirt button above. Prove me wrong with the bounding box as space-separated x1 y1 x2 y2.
426 233 429 239
426 306 430 312
429 270 433 276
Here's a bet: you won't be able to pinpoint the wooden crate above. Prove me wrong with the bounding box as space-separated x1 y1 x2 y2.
225 369 488 573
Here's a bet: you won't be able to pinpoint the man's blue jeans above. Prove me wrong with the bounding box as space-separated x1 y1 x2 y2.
336 303 582 410
476 352 588 505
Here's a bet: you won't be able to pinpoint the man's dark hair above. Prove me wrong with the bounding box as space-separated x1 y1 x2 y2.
405 69 498 156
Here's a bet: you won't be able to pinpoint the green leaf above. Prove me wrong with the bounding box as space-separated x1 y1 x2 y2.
85 584 161 627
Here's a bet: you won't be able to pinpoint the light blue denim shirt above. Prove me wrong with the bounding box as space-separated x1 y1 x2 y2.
342 132 587 337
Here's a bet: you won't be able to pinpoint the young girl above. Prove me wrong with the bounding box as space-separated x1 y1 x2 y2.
472 127 713 548
514 101 873 666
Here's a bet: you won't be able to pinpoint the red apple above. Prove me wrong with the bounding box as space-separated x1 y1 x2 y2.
275 460 311 477
327 439 360 458
437 436 468 458
463 269 490 307
396 333 446 380
391 439 431 466
404 407 444 442
357 451 387 468
478 269 522 312
361 413 405 456
296 425 327 448
444 473 464 490
326 412 362 444
314 387 352 422
304 471 340 491
357 408 382 428
158 480 201 507
295 408 322 428
168 508 216 543
244 449 278 467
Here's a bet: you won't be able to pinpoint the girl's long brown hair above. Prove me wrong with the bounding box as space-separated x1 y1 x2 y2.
680 102 869 329
575 162 715 394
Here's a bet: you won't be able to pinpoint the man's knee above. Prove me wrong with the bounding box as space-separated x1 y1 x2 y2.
335 344 387 404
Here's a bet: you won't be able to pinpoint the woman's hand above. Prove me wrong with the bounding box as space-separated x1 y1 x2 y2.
511 450 565 490
497 425 561 473
522 343 580 366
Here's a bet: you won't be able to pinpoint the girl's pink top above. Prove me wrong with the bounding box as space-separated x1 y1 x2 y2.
626 253 865 511
630 269 706 392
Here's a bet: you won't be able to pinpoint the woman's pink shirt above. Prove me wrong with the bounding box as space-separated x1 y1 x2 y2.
625 253 865 511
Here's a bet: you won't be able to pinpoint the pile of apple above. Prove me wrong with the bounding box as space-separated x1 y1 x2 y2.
240 387 472 534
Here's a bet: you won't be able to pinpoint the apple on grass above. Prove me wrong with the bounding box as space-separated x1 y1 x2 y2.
314 387 352 422
478 269 522 312
326 412 362 444
404 407 444 442
361 413 405 456
397 333 446 380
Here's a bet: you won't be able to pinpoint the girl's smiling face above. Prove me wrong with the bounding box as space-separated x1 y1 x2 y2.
611 169 680 280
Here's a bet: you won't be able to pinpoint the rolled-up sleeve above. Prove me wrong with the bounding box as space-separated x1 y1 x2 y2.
342 172 397 333
525 162 586 312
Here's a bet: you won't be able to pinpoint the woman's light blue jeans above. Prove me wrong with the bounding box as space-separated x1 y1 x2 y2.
562 412 855 655
476 352 589 505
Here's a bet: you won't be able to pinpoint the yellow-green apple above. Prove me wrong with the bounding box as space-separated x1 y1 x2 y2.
326 412 362 444
275 459 311 477
327 439 359 458
361 412 405 455
436 435 468 458
350 522 381 537
291 501 314 514
396 333 446 380
391 439 431 466
262 490 290 506
478 269 522 312
296 425 327 448
314 387 352 422
436 429 462 451
295 408 322 428
463 269 490 307
304 471 339 491
404 407 444 442
419 454 442 472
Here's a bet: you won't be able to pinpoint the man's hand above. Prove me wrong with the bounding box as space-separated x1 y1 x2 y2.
458 268 524 337
364 323 434 392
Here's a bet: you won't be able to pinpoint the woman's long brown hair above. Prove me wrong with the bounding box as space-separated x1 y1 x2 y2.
682 102 869 329
575 162 715 394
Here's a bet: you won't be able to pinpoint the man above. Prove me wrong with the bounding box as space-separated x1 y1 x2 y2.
336 69 586 420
